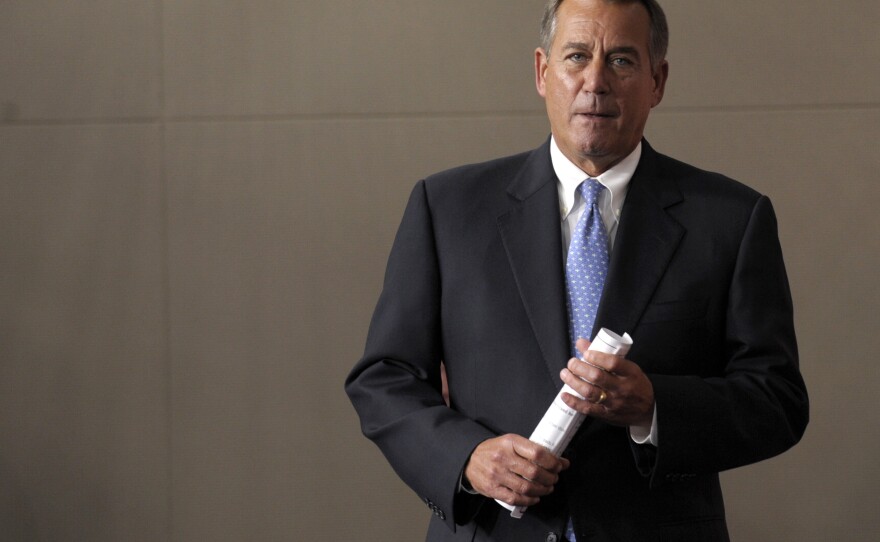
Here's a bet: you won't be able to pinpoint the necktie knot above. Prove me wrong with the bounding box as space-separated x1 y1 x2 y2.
579 178 604 207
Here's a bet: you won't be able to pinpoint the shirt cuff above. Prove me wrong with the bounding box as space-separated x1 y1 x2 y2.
629 404 658 446
458 471 480 495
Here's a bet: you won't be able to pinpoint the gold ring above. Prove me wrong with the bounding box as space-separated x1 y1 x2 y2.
596 390 607 404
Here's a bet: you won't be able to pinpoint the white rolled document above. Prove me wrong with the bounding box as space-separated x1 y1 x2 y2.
497 328 633 518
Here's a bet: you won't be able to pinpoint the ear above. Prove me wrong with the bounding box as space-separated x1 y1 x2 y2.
651 60 669 107
535 47 549 98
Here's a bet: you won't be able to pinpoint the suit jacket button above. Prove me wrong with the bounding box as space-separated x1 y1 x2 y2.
546 533 559 542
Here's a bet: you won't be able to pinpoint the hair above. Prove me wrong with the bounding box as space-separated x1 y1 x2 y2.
539 0 669 72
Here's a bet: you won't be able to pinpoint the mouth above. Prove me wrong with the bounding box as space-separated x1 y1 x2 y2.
577 111 617 120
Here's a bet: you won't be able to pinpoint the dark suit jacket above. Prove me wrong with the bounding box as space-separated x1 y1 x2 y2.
345 139 808 541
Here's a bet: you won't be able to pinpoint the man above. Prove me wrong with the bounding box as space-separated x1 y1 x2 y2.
346 1 808 540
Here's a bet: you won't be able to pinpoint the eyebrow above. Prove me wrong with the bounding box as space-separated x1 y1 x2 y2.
561 41 591 52
561 41 643 59
608 46 641 58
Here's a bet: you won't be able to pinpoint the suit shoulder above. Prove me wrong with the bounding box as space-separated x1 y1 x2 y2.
654 152 763 205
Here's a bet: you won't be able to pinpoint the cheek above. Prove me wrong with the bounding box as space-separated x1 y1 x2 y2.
551 87 570 105
549 83 577 109
547 72 576 95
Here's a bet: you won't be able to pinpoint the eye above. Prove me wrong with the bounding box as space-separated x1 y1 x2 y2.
610 57 633 67
567 53 587 63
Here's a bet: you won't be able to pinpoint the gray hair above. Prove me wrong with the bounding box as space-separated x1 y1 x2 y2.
540 0 669 72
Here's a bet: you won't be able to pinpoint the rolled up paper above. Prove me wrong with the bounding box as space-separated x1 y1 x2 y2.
496 328 633 518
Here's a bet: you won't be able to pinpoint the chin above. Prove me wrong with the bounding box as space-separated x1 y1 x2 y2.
576 143 612 160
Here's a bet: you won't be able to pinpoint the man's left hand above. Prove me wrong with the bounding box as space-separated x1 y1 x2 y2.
559 338 654 427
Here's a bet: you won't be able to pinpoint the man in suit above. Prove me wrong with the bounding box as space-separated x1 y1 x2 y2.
345 1 808 540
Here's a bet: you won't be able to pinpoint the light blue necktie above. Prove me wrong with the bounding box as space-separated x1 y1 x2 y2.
564 178 609 542
565 178 609 356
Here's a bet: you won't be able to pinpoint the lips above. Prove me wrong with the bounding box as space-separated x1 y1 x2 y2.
578 111 617 118
576 111 617 121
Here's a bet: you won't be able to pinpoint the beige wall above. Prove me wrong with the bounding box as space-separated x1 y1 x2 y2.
0 1 877 540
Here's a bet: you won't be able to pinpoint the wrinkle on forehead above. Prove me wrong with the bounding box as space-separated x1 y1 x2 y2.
552 4 650 57
559 12 605 36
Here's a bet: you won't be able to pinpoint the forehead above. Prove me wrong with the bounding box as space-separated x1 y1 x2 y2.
554 0 651 51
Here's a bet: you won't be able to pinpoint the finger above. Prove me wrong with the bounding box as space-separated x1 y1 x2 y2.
466 435 570 502
478 450 557 499
508 453 563 488
560 389 610 418
584 385 609 405
567 358 609 389
560 389 597 416
504 468 556 497
575 337 624 372
511 437 569 473
584 349 629 376
583 356 614 375
466 457 550 500
573 340 621 377
533 450 570 474
560 367 608 404
493 485 541 507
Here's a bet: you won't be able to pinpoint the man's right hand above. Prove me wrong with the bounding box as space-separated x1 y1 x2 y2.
463 434 570 506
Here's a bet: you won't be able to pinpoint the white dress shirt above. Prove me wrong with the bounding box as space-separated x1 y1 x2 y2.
550 137 658 446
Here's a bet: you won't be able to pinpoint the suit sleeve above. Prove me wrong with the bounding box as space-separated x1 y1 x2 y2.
636 196 809 487
345 180 496 530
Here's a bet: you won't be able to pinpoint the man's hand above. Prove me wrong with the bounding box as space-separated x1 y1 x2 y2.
463 434 570 506
560 338 655 426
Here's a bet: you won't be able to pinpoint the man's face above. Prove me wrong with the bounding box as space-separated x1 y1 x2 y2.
536 0 668 175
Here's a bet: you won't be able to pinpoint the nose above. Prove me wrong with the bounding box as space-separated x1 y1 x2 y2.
582 60 611 95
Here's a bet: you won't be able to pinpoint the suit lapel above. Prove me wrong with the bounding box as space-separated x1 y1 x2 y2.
495 140 685 388
594 141 685 337
497 141 571 386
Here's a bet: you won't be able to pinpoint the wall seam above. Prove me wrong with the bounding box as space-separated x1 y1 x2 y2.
155 0 173 540
1 102 879 128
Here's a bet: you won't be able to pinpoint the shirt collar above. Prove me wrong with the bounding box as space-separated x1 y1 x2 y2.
551 136 641 220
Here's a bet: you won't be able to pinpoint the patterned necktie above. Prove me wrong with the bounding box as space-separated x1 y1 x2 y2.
565 178 610 357
564 179 608 542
